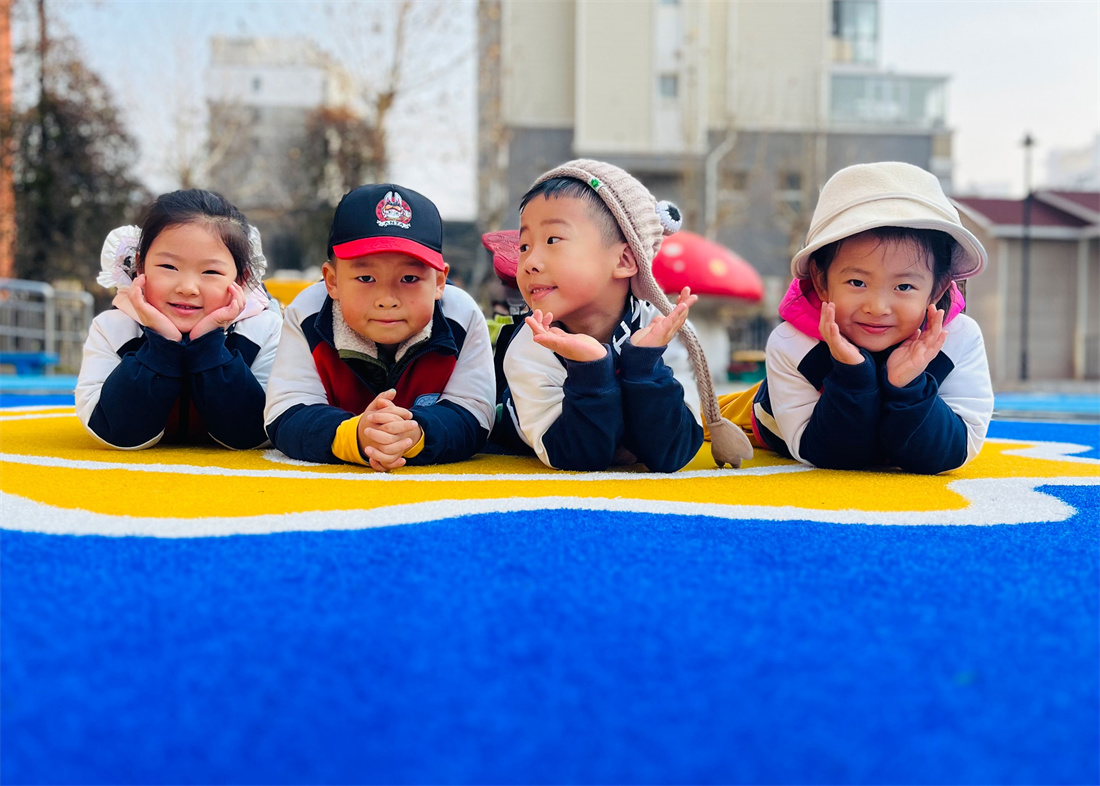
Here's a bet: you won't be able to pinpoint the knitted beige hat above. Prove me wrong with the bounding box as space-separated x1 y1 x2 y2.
531 159 753 469
791 161 987 281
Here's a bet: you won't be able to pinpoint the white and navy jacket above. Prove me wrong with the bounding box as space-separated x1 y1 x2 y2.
502 296 703 473
75 297 283 450
752 279 994 474
264 281 495 466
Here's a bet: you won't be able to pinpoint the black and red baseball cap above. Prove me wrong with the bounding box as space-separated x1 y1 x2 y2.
327 184 446 271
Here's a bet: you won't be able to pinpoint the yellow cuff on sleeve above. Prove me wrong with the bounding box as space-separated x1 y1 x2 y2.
332 415 370 466
403 427 426 460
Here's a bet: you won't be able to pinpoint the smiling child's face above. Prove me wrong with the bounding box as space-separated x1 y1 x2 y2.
812 233 939 353
322 252 447 349
517 194 635 331
140 222 238 336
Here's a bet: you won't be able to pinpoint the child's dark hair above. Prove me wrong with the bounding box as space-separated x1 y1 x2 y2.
137 190 254 286
809 227 956 312
519 177 626 247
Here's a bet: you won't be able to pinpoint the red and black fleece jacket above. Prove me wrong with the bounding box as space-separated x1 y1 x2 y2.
263 282 496 466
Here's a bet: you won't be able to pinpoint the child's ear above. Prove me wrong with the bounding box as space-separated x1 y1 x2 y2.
321 260 340 300
434 265 449 300
809 261 829 300
612 244 638 279
931 279 952 307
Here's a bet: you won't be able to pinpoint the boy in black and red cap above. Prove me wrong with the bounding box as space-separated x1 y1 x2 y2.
264 184 495 470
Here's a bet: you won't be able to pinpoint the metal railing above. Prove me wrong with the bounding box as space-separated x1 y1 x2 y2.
0 279 94 374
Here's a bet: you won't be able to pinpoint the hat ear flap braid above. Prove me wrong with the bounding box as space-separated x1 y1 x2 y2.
630 249 753 469
678 320 753 469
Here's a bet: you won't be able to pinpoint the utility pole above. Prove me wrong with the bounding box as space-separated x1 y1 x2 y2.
1020 132 1034 381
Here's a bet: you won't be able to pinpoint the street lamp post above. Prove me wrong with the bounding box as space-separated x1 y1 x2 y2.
1020 133 1034 381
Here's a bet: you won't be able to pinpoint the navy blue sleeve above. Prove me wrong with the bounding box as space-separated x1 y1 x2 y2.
407 400 489 465
878 368 968 474
542 348 624 471
185 328 269 450
87 329 184 448
618 341 703 473
798 351 882 470
266 403 351 464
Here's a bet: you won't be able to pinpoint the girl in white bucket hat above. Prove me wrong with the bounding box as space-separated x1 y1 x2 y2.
711 161 994 473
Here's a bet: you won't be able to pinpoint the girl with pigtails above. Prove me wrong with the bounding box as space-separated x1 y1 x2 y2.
76 190 283 450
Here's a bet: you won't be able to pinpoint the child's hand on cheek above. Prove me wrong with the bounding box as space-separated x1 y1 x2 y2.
191 282 246 340
819 301 864 365
887 304 948 388
128 274 183 342
632 287 697 348
526 309 608 363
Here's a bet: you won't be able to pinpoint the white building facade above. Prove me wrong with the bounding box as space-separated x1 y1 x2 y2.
479 0 952 285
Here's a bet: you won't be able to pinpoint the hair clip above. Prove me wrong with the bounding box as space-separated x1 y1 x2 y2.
246 225 268 287
96 225 142 290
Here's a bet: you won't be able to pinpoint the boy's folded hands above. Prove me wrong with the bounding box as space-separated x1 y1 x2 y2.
357 389 423 472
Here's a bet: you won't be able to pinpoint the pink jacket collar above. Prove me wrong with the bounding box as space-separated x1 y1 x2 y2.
777 278 966 341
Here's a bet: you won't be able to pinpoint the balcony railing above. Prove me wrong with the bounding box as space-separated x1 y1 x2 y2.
830 72 947 129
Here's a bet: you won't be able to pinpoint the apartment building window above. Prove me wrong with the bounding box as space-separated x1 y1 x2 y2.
778 171 803 213
252 76 262 93
659 74 679 98
779 171 802 192
832 0 878 65
721 170 749 192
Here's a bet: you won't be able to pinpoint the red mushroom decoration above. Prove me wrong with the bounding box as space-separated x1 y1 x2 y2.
481 230 521 289
653 231 763 302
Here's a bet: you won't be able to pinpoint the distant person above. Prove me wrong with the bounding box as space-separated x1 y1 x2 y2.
497 159 754 472
76 190 282 450
263 184 495 470
712 162 994 473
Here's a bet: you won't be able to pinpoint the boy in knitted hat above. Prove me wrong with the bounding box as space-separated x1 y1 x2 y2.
498 159 754 471
713 161 993 473
264 184 496 470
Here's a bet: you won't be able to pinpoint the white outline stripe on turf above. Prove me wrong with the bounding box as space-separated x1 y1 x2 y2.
1 438 1095 482
0 451 811 481
0 408 75 422
0 476 1097 537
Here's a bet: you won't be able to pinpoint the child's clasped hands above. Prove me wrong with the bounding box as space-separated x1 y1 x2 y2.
357 389 422 472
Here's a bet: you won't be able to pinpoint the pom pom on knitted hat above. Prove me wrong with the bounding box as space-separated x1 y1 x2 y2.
656 201 682 235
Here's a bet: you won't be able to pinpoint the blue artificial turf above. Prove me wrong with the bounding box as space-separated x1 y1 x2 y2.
2 478 1097 784
0 392 76 408
994 392 1100 416
988 419 1100 459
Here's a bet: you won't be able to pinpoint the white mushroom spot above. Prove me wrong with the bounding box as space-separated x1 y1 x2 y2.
672 260 687 273
708 258 728 277
663 242 683 257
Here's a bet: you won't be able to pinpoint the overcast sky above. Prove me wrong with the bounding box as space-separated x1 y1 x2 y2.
33 0 1100 217
879 0 1099 195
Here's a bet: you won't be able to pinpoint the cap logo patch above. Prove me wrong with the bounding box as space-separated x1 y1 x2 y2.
376 191 413 229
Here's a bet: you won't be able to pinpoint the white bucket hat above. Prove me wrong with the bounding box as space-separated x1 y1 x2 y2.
791 161 987 281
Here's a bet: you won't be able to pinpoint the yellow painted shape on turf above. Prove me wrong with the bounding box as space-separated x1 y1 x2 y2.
0 411 1096 520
